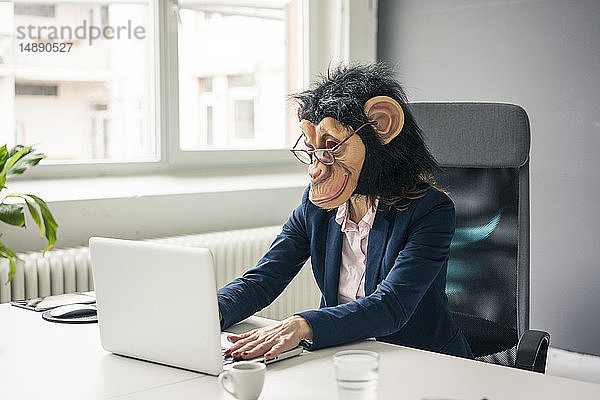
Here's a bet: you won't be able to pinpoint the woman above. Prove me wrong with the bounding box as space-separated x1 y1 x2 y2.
218 64 473 361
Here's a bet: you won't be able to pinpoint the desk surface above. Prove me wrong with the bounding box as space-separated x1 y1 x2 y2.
2 304 599 400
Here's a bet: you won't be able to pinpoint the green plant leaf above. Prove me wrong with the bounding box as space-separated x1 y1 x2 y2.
0 145 32 188
0 239 18 284
6 194 44 238
0 203 25 227
7 144 27 158
0 145 8 170
24 197 44 238
26 194 58 253
6 147 45 178
0 144 54 284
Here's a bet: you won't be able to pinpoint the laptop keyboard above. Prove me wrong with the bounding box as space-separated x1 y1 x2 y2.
221 334 263 365
222 347 241 366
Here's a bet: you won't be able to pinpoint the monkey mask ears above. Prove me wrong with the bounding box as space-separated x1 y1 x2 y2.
363 96 405 145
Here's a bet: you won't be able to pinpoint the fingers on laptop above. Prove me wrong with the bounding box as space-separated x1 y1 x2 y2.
225 333 264 355
239 341 273 359
265 341 290 359
227 329 256 343
226 326 298 360
224 330 258 353
232 336 278 359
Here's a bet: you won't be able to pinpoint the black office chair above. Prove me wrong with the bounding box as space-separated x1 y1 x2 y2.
410 102 550 373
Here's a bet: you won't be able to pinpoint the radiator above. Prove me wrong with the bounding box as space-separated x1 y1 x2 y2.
0 226 321 321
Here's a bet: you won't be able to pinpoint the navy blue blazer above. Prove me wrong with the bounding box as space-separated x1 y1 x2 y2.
217 186 473 359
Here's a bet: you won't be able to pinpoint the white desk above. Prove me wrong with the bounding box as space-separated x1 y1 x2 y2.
2 304 599 399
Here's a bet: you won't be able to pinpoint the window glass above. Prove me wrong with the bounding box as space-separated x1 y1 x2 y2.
0 1 156 162
178 1 298 151
233 99 254 140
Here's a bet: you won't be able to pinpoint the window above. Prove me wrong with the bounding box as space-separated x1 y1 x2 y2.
15 83 58 96
0 0 309 174
233 99 254 140
14 3 55 18
177 1 299 153
0 1 156 162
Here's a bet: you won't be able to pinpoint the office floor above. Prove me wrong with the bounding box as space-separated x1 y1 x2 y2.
546 347 600 384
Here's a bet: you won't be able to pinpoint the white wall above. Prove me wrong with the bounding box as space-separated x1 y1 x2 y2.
4 173 307 253
378 0 600 356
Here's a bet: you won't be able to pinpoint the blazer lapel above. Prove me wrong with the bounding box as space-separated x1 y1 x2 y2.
324 214 343 307
365 204 393 295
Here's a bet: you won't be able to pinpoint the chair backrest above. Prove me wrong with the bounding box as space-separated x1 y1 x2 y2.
409 102 531 366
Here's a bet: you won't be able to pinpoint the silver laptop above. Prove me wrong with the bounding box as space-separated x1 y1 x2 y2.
89 237 302 375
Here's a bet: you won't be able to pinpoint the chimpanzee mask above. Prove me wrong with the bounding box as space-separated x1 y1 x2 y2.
292 64 439 210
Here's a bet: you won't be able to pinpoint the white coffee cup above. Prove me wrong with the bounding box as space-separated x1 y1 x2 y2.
218 361 266 400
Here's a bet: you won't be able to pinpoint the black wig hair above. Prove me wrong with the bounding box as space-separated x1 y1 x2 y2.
293 63 440 210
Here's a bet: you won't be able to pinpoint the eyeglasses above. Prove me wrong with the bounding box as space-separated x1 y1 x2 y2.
290 121 376 166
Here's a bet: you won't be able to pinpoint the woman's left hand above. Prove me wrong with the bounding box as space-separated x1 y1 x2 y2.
224 315 313 360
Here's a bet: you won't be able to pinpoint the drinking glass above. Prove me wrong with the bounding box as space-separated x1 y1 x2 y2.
333 350 380 400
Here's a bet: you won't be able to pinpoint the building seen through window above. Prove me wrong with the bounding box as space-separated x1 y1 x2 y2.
0 0 298 162
178 1 297 150
0 1 155 162
0 0 298 164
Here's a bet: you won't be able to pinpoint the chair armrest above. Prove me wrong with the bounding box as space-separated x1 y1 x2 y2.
515 329 550 373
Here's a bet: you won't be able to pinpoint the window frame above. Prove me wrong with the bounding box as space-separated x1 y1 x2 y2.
13 0 378 179
164 0 299 169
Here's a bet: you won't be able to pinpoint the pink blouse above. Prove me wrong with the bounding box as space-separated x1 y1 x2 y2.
335 199 379 305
